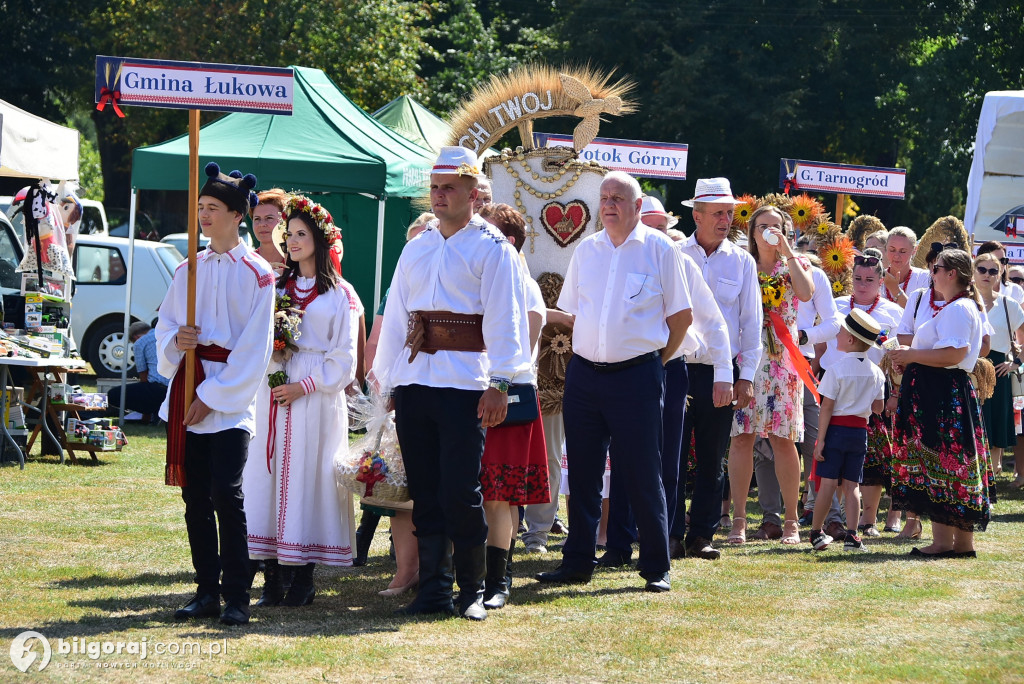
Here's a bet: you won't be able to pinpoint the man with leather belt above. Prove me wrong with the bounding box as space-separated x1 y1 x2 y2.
536 172 693 592
372 146 524 620
155 163 275 626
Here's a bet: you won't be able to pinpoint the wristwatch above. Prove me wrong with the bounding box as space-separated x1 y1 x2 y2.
798 330 808 346
488 378 510 393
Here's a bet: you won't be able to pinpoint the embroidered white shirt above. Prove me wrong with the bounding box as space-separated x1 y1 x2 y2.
559 223 691 364
372 216 524 392
910 297 985 371
796 266 840 358
679 232 763 382
156 241 275 436
818 351 885 420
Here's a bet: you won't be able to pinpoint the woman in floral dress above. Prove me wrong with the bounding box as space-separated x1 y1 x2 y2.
728 205 814 545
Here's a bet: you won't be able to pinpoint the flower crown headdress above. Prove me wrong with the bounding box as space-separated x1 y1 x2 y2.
285 195 341 244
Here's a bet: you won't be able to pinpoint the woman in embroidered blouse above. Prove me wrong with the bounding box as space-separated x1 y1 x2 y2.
887 249 992 558
243 195 361 605
728 205 814 545
883 227 931 307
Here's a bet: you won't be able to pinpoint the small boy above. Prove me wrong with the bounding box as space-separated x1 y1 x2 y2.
156 163 275 626
810 309 887 552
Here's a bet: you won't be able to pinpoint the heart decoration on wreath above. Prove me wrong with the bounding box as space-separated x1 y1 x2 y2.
541 200 591 248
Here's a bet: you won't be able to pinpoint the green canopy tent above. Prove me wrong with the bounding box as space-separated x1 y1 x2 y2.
130 66 434 311
372 94 452 154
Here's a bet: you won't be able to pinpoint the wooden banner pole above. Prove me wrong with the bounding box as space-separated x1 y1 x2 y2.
183 109 200 413
835 193 846 229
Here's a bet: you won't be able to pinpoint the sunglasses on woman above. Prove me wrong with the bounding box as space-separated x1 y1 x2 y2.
1011 276 1024 285
932 263 951 274
853 255 880 267
976 264 1000 276
930 241 959 253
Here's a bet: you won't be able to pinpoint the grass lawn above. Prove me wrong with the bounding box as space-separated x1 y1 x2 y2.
2 420 1024 682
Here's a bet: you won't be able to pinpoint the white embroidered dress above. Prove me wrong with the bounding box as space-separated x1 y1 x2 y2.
244 277 362 566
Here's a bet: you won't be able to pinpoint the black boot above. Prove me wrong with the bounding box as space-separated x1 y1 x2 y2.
255 559 285 607
396 534 456 617
280 563 315 606
353 511 381 567
505 540 515 589
453 544 487 621
482 545 510 610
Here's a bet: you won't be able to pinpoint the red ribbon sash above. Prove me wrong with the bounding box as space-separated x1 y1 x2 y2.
165 344 231 487
830 415 868 429
768 311 820 404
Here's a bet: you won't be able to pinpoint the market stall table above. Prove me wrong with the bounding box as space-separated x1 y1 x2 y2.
0 356 88 468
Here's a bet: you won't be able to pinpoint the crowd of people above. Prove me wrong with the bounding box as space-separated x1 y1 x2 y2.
155 148 1007 626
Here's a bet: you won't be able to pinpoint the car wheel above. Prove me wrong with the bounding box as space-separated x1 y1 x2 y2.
84 320 137 378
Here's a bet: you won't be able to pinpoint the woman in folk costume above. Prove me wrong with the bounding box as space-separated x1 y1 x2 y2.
244 195 362 606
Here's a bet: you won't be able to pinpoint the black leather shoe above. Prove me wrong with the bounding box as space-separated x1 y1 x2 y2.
596 548 632 568
644 573 671 593
535 565 592 585
909 547 955 559
685 537 721 561
669 537 686 560
219 603 251 626
951 550 977 559
174 594 220 620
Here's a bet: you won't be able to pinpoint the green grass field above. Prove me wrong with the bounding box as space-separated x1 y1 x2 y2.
2 422 1023 682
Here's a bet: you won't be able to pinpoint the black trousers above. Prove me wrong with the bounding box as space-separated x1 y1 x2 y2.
109 380 168 415
672 363 736 542
394 384 488 548
180 428 251 605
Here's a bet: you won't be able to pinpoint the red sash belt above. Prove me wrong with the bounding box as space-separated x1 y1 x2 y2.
768 311 820 404
165 344 232 487
830 415 868 429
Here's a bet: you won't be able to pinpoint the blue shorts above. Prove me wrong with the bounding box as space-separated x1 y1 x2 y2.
817 424 868 483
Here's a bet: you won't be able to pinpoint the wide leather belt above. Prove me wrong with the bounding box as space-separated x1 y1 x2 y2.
407 310 485 362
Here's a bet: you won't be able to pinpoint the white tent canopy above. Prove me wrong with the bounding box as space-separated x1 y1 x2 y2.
965 90 1024 237
0 100 79 180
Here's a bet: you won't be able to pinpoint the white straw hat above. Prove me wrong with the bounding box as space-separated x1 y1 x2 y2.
843 309 882 348
432 146 480 177
640 196 678 229
682 177 740 207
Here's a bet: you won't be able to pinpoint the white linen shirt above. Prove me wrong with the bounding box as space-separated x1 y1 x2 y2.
559 223 691 364
372 216 524 392
910 297 985 371
898 287 994 338
818 351 885 420
796 266 840 358
999 280 1024 304
512 270 545 386
984 292 1024 355
820 296 904 369
884 266 931 303
679 232 762 382
156 241 275 436
673 246 733 382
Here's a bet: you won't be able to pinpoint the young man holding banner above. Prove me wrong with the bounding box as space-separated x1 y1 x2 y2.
156 163 275 627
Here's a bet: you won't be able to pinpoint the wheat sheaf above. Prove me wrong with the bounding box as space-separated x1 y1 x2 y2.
446 64 636 152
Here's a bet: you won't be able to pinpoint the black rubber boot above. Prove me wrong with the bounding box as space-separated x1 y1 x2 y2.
353 510 381 567
396 535 456 617
482 545 510 610
255 559 286 607
506 539 515 588
280 563 315 607
454 544 488 621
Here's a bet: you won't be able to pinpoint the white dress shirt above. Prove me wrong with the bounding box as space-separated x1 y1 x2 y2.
513 270 545 386
156 241 275 436
372 216 524 392
679 232 763 382
984 292 1024 355
884 266 931 303
559 223 691 363
818 351 885 419
910 297 985 371
796 266 840 358
673 246 733 382
820 296 903 369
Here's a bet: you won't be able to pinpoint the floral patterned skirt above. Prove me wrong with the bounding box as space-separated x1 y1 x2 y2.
862 412 894 488
891 363 992 532
481 400 551 506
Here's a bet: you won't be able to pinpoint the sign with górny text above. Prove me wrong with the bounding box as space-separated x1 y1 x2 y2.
780 159 905 199
95 56 293 115
535 133 687 180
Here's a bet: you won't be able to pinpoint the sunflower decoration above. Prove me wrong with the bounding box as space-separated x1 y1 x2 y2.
830 271 852 297
758 272 787 310
788 193 825 230
819 235 857 277
732 194 761 230
537 321 574 416
812 217 841 242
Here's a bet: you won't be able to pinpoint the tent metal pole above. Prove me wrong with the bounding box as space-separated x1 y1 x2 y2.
119 189 138 424
373 197 386 312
